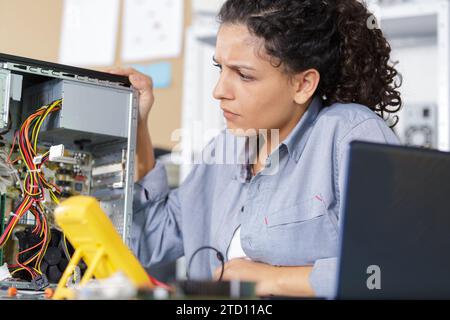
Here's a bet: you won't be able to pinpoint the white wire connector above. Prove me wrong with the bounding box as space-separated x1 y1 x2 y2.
49 144 65 161
33 155 43 165
49 144 77 164
42 189 51 204
0 263 12 281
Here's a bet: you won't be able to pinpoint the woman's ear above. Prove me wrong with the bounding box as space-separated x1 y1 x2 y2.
292 69 321 105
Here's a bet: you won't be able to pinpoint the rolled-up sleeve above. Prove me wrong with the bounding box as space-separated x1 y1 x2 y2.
131 160 184 268
309 257 338 298
133 161 171 209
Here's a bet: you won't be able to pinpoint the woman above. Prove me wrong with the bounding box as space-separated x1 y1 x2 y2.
111 0 401 298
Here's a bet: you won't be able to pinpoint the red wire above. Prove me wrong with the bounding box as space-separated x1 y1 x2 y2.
7 131 18 164
0 197 32 245
148 275 174 292
30 207 41 234
13 215 48 279
14 249 37 279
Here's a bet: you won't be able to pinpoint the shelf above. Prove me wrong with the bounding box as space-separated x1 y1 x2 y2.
381 14 437 40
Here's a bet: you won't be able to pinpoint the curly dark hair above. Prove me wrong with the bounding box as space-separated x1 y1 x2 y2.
218 0 402 124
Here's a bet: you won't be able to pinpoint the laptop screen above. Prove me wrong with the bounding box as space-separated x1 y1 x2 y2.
337 141 450 299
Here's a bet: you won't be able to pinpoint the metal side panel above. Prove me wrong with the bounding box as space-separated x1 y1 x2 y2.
122 89 138 246
0 69 11 129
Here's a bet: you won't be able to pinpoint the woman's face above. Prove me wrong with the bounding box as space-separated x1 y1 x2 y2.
213 23 307 137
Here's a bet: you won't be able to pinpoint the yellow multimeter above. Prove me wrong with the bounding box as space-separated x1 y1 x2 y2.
52 196 154 299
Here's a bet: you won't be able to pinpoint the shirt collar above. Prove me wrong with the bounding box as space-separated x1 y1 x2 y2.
282 96 323 162
232 96 323 181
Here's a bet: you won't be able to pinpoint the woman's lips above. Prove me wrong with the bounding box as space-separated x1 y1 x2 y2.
221 108 240 121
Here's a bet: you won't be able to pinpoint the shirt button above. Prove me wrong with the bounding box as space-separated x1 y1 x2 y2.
241 206 245 212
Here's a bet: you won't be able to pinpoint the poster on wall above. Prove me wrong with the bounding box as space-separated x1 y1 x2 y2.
121 0 184 62
59 0 120 66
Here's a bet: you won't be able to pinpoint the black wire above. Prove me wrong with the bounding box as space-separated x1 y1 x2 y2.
187 246 225 281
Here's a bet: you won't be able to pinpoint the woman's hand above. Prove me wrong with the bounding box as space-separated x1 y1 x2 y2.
107 67 154 123
214 259 315 297
214 259 276 296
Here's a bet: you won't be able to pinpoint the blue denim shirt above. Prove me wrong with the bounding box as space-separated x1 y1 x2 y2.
131 96 400 298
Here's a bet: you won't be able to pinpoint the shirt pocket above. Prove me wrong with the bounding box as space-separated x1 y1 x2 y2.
266 196 326 228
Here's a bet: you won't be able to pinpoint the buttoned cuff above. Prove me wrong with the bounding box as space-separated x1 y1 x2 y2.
309 257 338 299
133 161 170 211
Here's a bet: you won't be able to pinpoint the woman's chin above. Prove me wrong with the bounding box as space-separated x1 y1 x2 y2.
226 126 259 137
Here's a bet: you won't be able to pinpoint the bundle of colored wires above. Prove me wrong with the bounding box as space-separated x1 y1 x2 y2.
2 99 63 280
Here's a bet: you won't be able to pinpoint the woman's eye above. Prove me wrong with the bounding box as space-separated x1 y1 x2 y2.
238 72 253 81
213 63 222 71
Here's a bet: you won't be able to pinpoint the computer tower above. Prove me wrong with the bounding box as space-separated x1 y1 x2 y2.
0 53 138 288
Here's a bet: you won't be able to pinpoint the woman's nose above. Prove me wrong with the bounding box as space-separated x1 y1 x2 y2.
213 73 233 101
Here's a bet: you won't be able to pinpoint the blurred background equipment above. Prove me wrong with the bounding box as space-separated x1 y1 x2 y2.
395 103 438 148
366 0 450 151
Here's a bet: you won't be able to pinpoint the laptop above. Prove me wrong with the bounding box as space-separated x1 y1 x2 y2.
336 141 450 299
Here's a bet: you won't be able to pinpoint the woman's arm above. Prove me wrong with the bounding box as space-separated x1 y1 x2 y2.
214 259 315 297
136 120 156 182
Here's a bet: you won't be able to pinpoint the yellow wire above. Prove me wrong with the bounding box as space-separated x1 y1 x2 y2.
18 146 31 172
3 202 27 245
23 173 41 197
38 173 54 190
19 252 41 270
0 195 32 248
31 103 51 150
36 219 50 274
11 267 39 277
33 100 62 152
30 114 43 152
63 234 70 258
11 268 22 275
50 191 59 204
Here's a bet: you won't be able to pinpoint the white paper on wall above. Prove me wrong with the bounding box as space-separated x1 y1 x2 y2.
59 0 120 66
121 0 184 62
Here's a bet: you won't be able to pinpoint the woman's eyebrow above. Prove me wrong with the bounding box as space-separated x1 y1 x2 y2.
213 56 256 71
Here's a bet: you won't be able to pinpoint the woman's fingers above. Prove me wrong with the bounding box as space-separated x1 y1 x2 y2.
106 67 136 76
130 73 154 92
109 68 153 90
105 67 155 122
106 67 153 91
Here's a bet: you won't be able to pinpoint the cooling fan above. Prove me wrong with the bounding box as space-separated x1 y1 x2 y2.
15 227 84 285
40 229 70 283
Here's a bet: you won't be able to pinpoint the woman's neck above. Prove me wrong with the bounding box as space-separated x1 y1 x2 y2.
255 101 310 168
